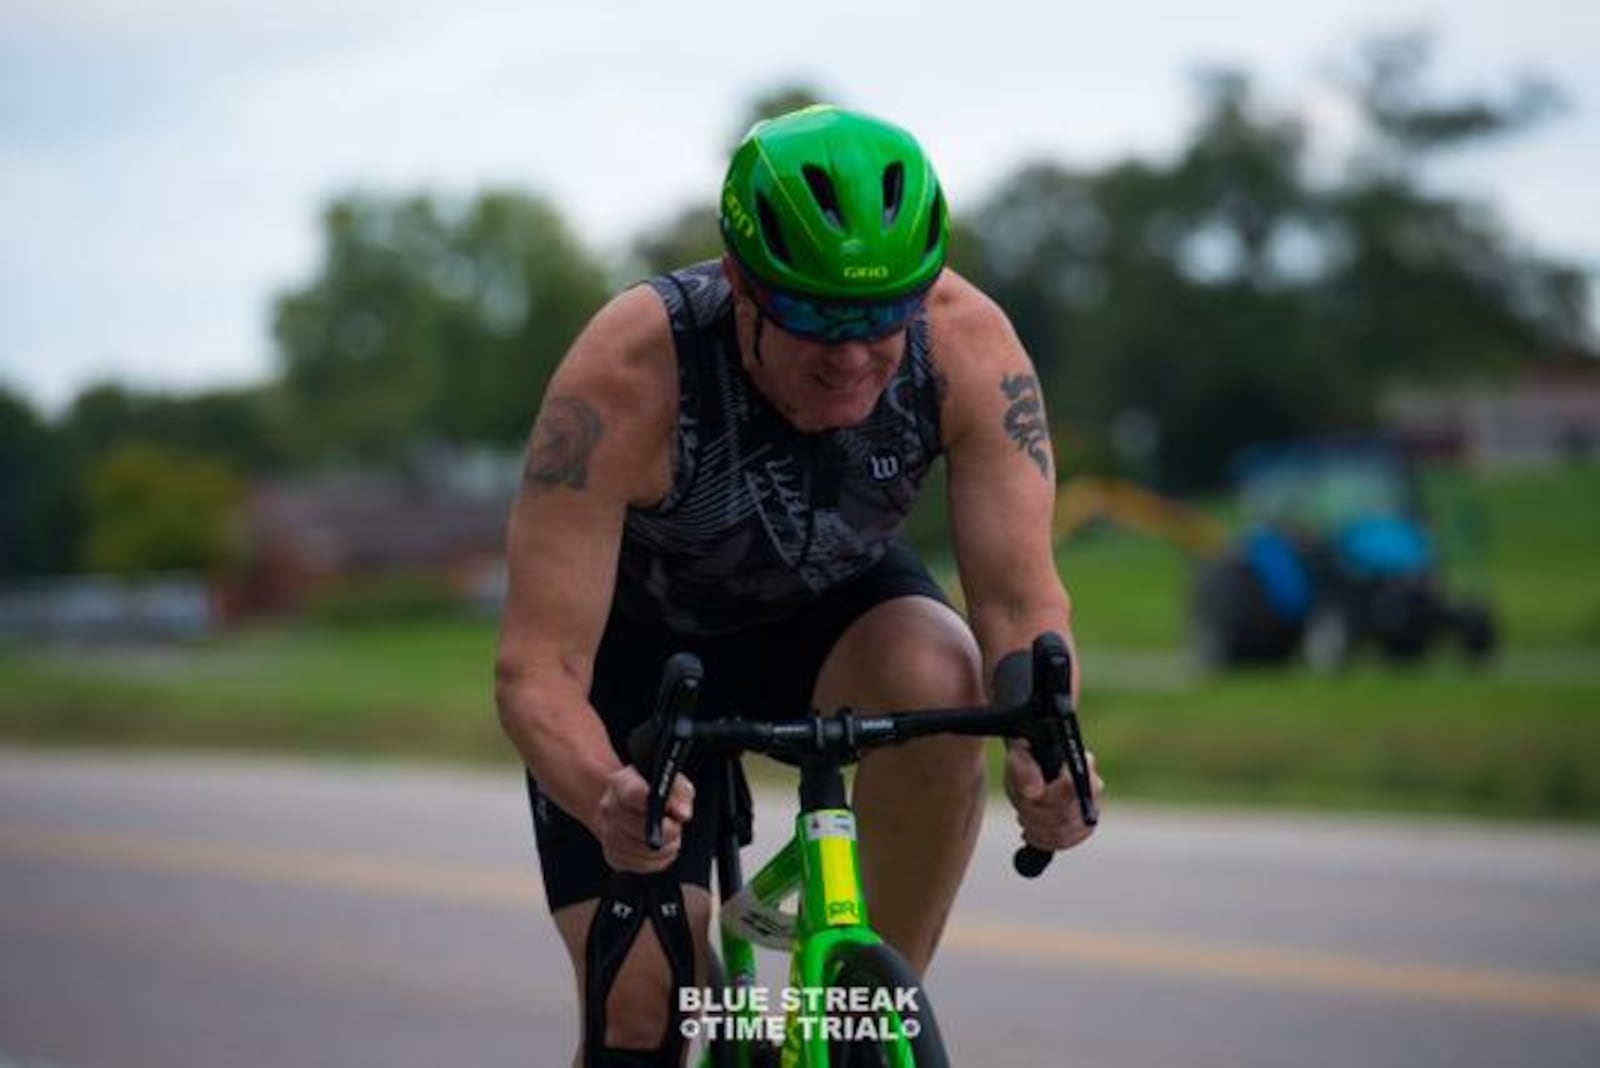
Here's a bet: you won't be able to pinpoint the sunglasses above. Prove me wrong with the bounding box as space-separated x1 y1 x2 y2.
748 278 928 344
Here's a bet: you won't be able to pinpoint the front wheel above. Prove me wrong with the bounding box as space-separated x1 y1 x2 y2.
823 942 949 1067
700 950 779 1067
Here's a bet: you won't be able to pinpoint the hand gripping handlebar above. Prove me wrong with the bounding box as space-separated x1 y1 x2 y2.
1013 632 1098 877
628 651 702 850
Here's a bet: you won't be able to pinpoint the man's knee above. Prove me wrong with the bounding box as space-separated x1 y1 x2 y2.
556 890 710 1061
818 596 984 713
599 955 677 1052
896 627 985 705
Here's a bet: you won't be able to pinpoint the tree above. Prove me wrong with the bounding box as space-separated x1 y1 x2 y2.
63 382 289 476
960 44 1588 490
273 190 611 460
964 79 1341 487
81 443 241 577
0 386 76 577
1320 33 1589 378
630 205 723 278
1346 31 1563 164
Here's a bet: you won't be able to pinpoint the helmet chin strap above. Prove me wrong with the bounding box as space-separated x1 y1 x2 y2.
752 309 769 366
741 296 767 367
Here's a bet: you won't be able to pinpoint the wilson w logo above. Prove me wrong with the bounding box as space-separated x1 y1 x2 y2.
867 453 902 482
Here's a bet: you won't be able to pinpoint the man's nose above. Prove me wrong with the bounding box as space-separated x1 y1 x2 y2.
821 340 873 371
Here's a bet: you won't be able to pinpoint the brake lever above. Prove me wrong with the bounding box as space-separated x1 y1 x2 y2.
1014 633 1097 878
628 652 703 850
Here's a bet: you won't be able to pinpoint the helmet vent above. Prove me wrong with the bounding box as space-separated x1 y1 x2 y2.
756 194 794 266
801 165 845 229
924 188 945 255
882 162 905 226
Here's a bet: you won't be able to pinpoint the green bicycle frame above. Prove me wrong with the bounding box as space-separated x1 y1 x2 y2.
701 800 920 1067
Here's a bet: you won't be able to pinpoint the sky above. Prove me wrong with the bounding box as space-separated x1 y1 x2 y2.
2 0 1597 414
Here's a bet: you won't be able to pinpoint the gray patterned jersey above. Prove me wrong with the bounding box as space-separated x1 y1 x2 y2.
613 261 945 635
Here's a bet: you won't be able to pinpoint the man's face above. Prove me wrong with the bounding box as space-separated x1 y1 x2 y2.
726 260 922 432
740 314 907 432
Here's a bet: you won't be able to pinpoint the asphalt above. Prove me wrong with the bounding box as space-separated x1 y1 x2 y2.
2 749 1597 1067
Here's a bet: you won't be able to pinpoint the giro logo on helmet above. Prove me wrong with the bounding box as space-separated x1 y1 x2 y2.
722 186 756 240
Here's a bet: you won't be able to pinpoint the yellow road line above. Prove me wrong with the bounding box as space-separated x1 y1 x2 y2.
5 824 1598 1020
944 921 1600 1019
0 825 533 908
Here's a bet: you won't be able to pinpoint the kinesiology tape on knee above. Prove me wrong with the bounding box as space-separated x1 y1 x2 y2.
583 873 693 1068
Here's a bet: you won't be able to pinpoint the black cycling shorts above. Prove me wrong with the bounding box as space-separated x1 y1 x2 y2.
527 541 950 912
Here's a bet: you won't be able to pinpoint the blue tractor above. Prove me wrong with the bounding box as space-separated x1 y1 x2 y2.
1190 438 1498 670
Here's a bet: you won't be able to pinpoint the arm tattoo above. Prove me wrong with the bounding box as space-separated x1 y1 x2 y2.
523 395 602 491
1000 374 1052 479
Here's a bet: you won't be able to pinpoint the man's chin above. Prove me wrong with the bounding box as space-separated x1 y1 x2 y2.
799 394 879 432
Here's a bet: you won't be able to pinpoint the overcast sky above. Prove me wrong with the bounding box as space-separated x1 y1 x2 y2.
2 0 1596 413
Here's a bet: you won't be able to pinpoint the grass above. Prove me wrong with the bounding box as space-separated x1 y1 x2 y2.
1058 535 1192 650
1078 653 1600 819
3 618 1595 821
1453 467 1600 645
0 619 506 761
2 462 1596 821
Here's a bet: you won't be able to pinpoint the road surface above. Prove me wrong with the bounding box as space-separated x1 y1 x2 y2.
2 749 1597 1067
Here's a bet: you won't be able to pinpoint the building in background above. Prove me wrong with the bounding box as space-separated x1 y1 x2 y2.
1384 357 1600 467
234 447 519 618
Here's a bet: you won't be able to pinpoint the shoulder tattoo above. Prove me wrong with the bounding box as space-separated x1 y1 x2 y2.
1000 374 1052 479
524 395 603 491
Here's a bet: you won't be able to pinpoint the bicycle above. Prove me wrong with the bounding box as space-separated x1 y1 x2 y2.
587 632 1096 1067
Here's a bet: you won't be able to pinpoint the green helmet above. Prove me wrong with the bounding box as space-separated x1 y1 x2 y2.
720 105 949 301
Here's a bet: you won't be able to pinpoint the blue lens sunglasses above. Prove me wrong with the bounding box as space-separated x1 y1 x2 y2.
746 275 929 344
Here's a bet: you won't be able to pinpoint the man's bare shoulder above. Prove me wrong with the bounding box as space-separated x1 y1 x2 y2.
925 270 1023 370
563 284 677 399
556 285 680 439
531 284 680 506
922 271 1037 451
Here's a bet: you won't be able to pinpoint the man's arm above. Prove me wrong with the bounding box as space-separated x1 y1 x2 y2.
933 273 1100 854
933 274 1072 676
493 285 684 865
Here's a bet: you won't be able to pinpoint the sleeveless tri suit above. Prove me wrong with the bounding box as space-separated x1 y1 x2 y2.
530 261 953 909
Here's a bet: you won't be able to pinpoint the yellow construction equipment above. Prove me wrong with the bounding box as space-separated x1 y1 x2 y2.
1051 477 1228 557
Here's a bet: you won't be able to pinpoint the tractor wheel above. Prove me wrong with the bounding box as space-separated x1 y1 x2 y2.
1456 601 1499 664
1192 559 1298 668
1369 584 1432 663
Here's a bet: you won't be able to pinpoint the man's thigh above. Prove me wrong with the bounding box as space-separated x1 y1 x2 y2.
810 594 988 972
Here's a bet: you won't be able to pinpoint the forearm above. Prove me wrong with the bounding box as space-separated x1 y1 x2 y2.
495 670 621 834
968 594 1075 700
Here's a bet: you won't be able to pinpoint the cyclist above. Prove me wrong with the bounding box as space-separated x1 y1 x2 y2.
495 104 1104 1066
